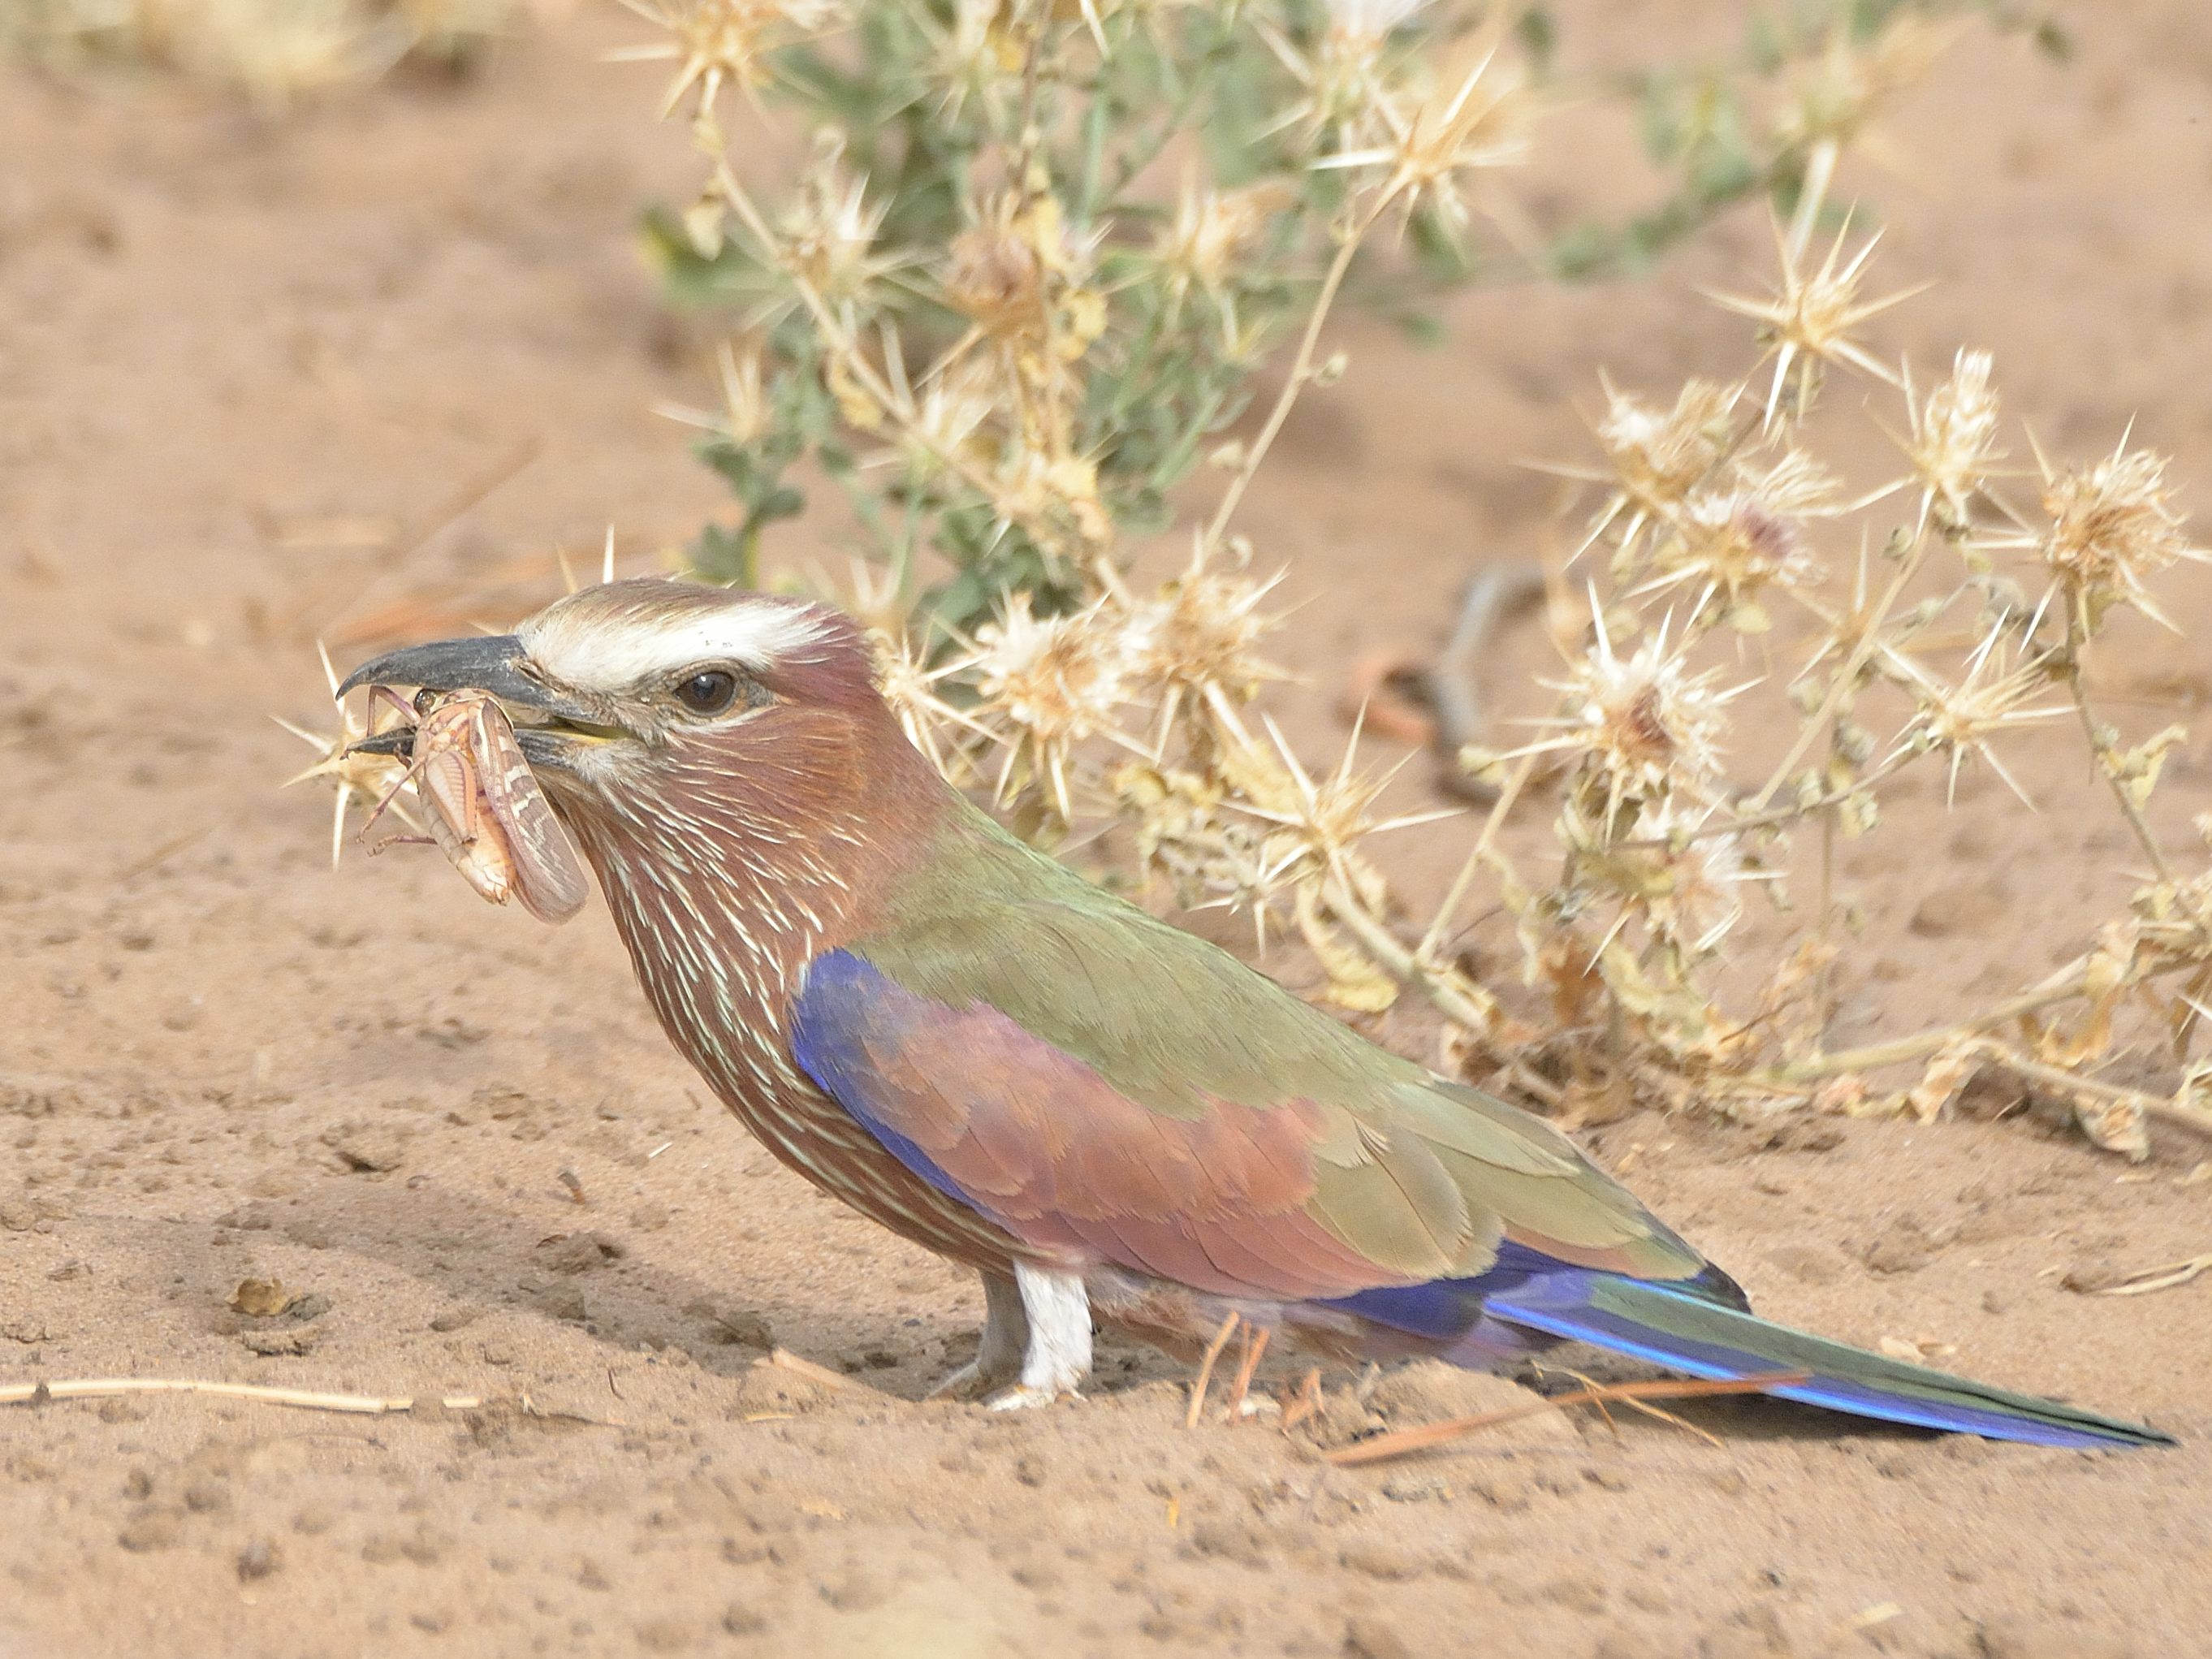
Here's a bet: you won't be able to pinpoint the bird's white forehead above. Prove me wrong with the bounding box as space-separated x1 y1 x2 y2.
519 597 835 691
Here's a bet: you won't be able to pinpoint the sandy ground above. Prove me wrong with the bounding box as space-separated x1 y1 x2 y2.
6 5 2212 1656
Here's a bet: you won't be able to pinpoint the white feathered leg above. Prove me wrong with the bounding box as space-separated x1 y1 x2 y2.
927 1271 1029 1400
985 1262 1092 1411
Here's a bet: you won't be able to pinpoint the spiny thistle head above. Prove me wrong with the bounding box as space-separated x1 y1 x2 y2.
1269 0 1431 149
1125 539 1286 725
943 192 1103 352
618 0 849 119
162 0 380 106
921 0 1018 122
1564 797 1749 959
1596 378 1740 516
1529 613 1737 813
995 445 1113 547
1153 178 1294 307
1109 760 1289 936
964 594 1134 819
1640 809 1749 958
1897 631 2067 805
777 155 896 311
1646 451 1836 631
1331 25 1533 235
1771 15 1951 156
277 646 417 870
1904 348 2001 535
1223 718 1445 895
885 361 997 493
2036 440 2201 637
1711 221 1921 422
712 338 771 446
869 627 987 780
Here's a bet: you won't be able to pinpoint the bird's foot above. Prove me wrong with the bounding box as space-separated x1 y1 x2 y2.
984 1380 1083 1411
926 1356 1017 1402
927 1272 1029 1401
983 1261 1093 1411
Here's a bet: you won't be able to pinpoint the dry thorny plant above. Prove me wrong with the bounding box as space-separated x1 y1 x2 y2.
3 0 534 101
287 2 2212 1163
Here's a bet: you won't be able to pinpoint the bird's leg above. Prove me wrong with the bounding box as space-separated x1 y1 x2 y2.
984 1262 1092 1411
925 1271 1028 1401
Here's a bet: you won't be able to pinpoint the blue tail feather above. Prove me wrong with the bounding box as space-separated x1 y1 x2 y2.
1480 1272 2169 1450
1323 1246 2170 1451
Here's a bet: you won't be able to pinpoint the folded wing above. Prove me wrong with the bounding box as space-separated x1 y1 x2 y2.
790 894 1710 1303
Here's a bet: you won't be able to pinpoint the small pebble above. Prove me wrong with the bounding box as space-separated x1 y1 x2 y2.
1338 1542 1425 1582
1977 1617 2136 1659
635 1618 696 1653
117 1510 180 1553
722 1603 767 1636
1343 1614 1413 1659
818 1567 890 1613
183 1478 230 1514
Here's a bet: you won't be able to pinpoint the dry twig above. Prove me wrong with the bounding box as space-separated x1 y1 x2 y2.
1324 1372 1810 1467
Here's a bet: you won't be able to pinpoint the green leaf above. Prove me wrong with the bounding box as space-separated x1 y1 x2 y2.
1515 6 1558 76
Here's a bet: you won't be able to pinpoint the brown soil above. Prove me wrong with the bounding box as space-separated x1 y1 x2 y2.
6 7 2212 1657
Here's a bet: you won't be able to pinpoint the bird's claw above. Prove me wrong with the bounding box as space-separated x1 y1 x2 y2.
925 1357 1018 1402
983 1382 1082 1411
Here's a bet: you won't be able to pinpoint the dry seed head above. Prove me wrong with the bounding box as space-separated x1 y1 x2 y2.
279 646 418 870
888 360 997 491
945 218 1043 335
1648 451 1836 630
616 0 849 119
923 0 1017 121
1328 28 1532 234
992 444 1113 547
1125 538 1286 723
1155 178 1294 305
1772 15 1951 155
944 192 1100 346
1268 0 1430 148
2037 440 2201 636
1903 349 2001 534
155 0 386 105
1574 798 1749 957
779 160 896 310
870 627 989 780
713 338 770 446
1897 630 2067 805
1531 613 1737 810
1109 760 1290 940
969 594 1131 742
1596 378 1740 516
1710 221 1922 423
1226 718 1451 893
964 593 1135 817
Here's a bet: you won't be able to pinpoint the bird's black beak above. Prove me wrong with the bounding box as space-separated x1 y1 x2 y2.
335 634 612 767
339 634 569 710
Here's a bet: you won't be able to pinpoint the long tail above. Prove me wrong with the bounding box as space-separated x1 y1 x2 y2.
1484 1272 2171 1450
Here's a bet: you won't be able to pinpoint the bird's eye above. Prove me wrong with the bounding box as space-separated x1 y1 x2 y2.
672 669 742 716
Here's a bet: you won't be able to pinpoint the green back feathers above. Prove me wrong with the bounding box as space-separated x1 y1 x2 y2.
853 795 1707 1286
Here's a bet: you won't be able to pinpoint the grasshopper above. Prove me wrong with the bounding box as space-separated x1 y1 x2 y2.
357 689 588 924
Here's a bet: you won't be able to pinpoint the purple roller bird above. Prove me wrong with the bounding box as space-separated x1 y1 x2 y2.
340 579 2167 1447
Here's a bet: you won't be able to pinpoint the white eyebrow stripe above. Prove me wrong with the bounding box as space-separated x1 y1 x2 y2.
520 603 833 689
